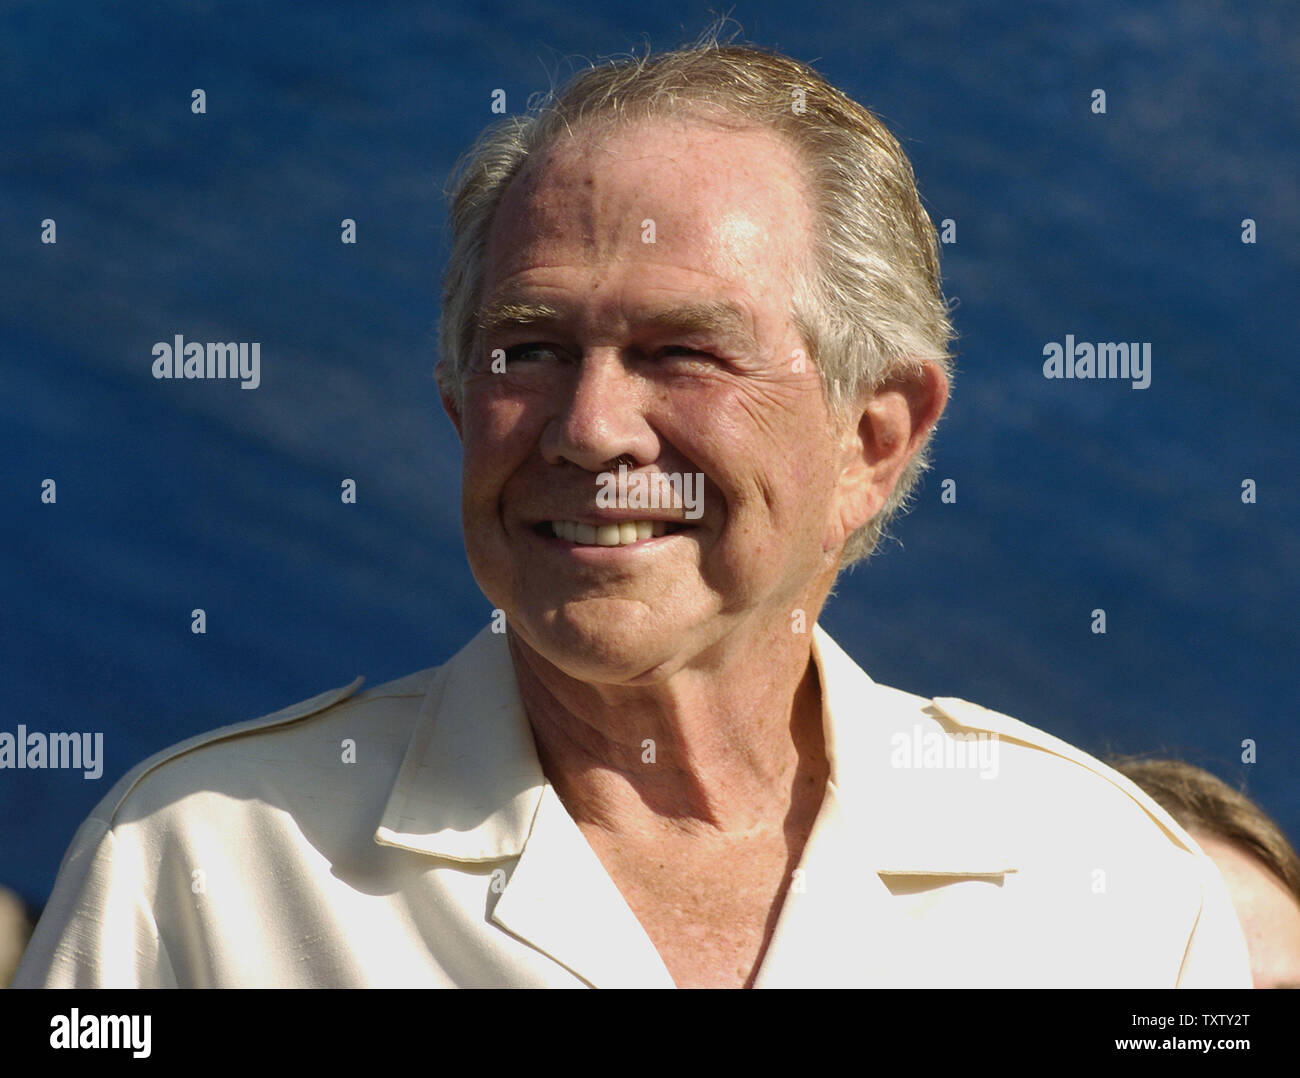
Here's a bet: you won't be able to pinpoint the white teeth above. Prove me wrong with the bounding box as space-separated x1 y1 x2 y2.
547 520 677 547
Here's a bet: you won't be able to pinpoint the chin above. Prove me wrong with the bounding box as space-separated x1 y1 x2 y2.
513 602 687 686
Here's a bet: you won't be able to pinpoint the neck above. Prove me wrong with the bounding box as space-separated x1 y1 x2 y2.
510 620 829 839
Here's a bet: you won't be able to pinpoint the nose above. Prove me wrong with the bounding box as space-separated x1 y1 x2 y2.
540 351 657 471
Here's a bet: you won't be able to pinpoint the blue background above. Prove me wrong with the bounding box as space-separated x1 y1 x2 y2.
2 0 1297 912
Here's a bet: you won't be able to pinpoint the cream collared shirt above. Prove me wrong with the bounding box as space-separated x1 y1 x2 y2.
15 626 1251 988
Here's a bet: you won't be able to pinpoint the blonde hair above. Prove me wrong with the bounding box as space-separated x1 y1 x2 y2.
437 30 955 565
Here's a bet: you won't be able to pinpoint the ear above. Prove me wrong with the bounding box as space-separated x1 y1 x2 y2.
829 360 949 544
440 387 464 441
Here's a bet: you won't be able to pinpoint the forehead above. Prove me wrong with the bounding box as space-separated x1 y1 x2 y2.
483 116 813 308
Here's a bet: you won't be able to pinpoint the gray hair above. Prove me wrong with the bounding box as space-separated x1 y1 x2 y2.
437 33 955 566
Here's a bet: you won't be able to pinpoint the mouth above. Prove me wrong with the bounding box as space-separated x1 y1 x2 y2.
533 519 689 547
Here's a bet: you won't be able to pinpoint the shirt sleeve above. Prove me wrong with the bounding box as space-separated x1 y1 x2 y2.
1175 853 1253 988
12 818 177 989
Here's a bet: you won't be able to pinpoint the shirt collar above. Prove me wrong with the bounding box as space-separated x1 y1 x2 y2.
811 626 1017 875
375 623 1016 875
374 625 543 861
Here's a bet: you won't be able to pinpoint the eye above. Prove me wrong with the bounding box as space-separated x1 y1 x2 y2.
501 343 563 365
657 346 716 363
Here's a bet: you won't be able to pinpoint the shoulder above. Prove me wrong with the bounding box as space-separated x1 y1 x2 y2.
821 650 1251 984
816 628 1191 848
925 694 1205 854
817 629 1250 979
14 665 446 987
87 666 442 831
923 696 1252 985
862 683 1212 873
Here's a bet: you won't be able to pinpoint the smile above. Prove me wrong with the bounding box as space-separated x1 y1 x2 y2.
541 520 686 547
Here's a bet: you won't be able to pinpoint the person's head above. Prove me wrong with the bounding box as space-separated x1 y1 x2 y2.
436 32 951 682
1113 756 1300 989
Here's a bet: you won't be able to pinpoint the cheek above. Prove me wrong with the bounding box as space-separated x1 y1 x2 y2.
464 386 532 440
708 389 837 512
461 396 542 486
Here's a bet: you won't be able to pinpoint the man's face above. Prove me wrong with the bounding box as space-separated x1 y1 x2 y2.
449 117 869 684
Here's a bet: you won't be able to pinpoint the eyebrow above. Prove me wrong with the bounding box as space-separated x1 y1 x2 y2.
476 299 758 352
477 301 564 333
